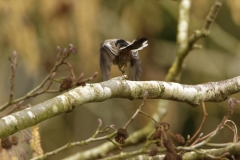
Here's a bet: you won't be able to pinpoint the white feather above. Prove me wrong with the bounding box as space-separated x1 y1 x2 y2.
120 39 148 51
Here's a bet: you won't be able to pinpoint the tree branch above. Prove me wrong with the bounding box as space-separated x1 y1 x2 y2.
181 142 240 160
165 0 222 82
0 76 240 138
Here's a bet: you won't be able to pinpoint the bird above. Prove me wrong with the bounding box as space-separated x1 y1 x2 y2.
99 37 148 81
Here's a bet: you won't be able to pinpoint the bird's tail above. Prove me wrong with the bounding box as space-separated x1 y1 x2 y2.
120 37 148 52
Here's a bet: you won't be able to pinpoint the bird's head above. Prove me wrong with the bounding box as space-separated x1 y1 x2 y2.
115 39 128 49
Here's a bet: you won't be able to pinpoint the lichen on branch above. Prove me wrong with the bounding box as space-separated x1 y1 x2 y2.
0 76 240 138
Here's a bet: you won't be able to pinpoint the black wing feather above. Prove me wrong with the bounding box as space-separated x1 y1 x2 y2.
121 37 148 51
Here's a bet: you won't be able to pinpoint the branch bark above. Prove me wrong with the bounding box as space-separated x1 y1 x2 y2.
0 76 240 138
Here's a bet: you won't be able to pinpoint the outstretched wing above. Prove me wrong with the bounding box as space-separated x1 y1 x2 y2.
126 51 142 81
99 40 118 81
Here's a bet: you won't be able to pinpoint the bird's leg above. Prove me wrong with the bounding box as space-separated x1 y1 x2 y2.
118 64 128 80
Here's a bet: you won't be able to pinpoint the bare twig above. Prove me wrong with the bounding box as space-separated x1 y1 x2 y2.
31 119 116 160
202 0 223 34
0 44 97 111
139 111 158 124
188 0 223 46
123 91 148 129
224 120 238 143
178 116 227 151
8 51 18 104
186 101 208 146
166 0 223 82
205 143 230 147
75 71 98 86
0 46 72 111
31 136 110 160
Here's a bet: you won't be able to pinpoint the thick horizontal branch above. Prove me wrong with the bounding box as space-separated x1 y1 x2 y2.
0 76 240 138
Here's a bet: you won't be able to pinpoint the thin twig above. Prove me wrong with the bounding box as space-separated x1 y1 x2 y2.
224 120 238 143
0 44 97 111
139 111 158 124
0 47 70 111
178 116 227 151
123 91 148 129
186 101 208 146
202 0 223 34
31 119 115 160
8 51 18 104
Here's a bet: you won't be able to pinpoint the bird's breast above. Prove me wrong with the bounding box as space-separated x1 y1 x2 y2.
118 51 132 64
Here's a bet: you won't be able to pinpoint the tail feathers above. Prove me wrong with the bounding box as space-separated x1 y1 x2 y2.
120 37 148 52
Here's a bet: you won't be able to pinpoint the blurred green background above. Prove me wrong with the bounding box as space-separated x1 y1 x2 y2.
0 0 240 159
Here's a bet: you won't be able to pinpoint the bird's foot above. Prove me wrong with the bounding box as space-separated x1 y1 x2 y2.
112 75 128 81
121 74 128 80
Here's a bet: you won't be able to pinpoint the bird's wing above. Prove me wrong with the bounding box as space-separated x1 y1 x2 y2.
120 37 148 52
103 39 119 56
100 40 118 81
126 52 142 81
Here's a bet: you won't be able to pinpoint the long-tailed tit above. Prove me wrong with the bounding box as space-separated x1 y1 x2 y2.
99 37 148 81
